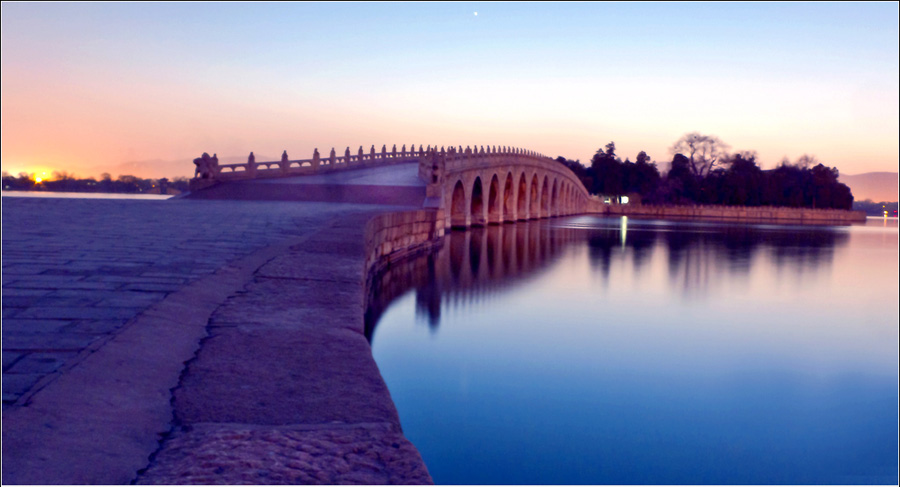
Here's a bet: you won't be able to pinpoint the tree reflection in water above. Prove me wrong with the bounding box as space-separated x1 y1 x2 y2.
364 216 850 341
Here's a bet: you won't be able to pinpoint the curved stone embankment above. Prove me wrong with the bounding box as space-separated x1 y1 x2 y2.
1 198 438 485
2 199 390 484
136 210 441 484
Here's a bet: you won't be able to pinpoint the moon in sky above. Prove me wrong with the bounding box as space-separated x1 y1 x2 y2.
474 11 478 16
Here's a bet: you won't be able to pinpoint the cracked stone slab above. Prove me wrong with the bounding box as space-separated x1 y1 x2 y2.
136 422 433 485
174 325 399 427
209 277 364 329
256 251 365 282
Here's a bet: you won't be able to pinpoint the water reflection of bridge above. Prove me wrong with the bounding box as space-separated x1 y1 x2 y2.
365 221 581 339
365 217 850 339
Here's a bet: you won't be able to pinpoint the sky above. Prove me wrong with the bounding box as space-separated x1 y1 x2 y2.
2 2 898 180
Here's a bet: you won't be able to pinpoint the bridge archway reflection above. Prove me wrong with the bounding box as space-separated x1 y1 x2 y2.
365 221 578 341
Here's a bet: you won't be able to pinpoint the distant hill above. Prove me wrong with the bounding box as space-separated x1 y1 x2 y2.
839 172 898 202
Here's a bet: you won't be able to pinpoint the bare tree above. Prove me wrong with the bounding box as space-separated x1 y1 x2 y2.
794 154 818 169
670 132 731 177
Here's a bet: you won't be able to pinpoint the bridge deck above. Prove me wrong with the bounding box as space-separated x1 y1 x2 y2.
257 162 424 187
188 162 427 206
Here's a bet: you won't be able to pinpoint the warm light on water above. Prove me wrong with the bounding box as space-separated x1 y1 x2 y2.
369 216 899 485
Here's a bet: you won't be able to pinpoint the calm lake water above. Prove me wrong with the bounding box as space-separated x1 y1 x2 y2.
369 216 899 485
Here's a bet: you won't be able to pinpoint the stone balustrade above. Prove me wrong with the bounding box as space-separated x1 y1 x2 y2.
193 144 552 183
191 145 549 183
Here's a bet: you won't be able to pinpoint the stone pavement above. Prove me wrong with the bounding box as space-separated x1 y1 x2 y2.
1 195 432 484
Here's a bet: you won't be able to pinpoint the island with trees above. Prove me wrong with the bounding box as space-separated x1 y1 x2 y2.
557 132 864 212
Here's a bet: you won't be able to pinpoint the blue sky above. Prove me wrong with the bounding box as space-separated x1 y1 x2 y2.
2 2 897 178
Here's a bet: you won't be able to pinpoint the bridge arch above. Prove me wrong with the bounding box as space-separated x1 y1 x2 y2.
451 180 467 228
471 176 486 227
551 179 559 217
541 176 550 218
487 174 501 225
503 172 515 222
517 173 528 221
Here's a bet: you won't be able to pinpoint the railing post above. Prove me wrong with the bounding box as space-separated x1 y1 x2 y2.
344 147 351 165
247 152 256 178
370 145 376 163
431 147 445 186
211 153 221 178
280 150 289 174
438 147 447 180
358 146 364 165
312 148 320 171
329 147 336 166
418 146 432 185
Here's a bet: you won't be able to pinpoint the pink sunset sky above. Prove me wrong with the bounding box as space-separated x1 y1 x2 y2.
2 3 898 180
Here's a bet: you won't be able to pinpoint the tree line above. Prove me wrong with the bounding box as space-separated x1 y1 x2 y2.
556 132 855 210
1 171 190 194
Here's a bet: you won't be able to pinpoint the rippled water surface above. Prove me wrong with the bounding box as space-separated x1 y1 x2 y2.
369 216 898 485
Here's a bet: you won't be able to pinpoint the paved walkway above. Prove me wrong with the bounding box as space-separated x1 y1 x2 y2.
1 196 431 484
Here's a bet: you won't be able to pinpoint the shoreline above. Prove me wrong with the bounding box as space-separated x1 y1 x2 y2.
597 203 867 224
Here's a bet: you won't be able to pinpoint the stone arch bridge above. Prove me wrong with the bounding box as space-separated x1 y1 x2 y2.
189 144 594 229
